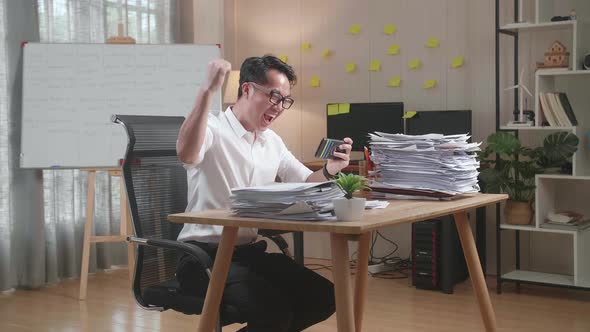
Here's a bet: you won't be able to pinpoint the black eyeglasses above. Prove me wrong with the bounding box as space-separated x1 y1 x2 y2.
248 82 294 109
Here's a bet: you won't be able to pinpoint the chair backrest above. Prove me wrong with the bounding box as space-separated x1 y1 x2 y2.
113 114 187 305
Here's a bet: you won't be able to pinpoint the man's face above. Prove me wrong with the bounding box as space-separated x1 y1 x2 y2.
245 69 291 131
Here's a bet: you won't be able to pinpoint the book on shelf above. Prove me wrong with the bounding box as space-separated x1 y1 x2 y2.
538 92 577 127
557 93 578 125
541 211 590 231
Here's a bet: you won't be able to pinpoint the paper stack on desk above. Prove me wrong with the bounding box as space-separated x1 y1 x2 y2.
230 181 344 221
368 132 481 196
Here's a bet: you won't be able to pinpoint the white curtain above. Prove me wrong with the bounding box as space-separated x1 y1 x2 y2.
0 0 176 291
0 0 12 291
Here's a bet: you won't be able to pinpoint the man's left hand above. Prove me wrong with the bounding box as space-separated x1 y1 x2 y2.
326 137 353 176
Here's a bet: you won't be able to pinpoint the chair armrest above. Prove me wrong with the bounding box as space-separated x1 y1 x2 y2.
128 236 213 270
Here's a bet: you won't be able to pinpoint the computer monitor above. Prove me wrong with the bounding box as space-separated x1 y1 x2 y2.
326 102 404 151
405 110 472 137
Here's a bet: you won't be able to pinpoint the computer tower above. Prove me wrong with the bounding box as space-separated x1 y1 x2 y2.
412 216 468 294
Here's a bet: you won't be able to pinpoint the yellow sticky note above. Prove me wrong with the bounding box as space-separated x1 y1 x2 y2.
328 104 339 116
388 44 400 55
409 58 421 69
426 38 440 48
279 55 288 63
384 24 397 35
369 60 381 71
345 62 356 73
310 76 320 87
338 103 350 114
349 24 361 35
424 79 437 89
403 111 417 119
321 49 332 58
388 76 401 87
452 56 464 68
301 42 311 52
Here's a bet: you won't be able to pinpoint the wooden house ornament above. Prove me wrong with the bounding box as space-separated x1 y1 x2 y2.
537 40 569 69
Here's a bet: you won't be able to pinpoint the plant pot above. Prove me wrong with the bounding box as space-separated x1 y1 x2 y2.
504 200 533 225
333 197 366 221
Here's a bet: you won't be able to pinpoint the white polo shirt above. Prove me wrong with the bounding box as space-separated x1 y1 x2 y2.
177 107 313 245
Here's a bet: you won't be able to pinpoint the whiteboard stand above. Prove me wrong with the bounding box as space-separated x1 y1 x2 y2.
79 25 137 301
79 167 134 300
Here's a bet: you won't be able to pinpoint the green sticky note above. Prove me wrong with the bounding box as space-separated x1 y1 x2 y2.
384 24 397 35
388 76 401 87
279 55 288 63
388 44 400 55
338 103 350 114
403 111 417 119
426 38 440 48
345 62 356 73
328 104 339 116
321 49 332 58
369 60 381 71
409 58 421 69
301 42 311 52
452 56 464 68
424 79 437 89
310 76 320 87
349 24 361 35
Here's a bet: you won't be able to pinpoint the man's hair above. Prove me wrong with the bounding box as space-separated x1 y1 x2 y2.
237 55 297 98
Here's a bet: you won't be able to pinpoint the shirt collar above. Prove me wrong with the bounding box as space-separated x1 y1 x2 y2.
225 106 267 144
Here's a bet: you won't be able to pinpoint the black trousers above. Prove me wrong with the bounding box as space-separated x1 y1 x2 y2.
176 240 336 332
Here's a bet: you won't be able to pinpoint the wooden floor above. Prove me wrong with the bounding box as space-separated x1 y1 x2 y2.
2 260 590 332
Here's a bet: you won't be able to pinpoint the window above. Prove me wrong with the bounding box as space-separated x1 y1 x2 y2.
36 0 175 43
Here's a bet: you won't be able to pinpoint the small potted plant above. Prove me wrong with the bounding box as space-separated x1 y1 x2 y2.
478 131 578 225
333 173 369 221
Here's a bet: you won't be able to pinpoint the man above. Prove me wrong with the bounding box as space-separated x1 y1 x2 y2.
175 55 353 331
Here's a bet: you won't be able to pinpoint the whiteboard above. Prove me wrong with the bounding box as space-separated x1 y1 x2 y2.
21 43 222 168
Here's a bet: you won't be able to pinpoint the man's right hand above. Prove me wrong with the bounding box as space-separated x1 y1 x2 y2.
205 59 231 93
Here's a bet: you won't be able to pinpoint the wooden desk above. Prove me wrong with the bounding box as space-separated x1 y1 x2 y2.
169 193 507 332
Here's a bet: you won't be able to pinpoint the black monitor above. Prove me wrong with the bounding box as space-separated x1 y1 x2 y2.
326 102 404 151
405 110 472 137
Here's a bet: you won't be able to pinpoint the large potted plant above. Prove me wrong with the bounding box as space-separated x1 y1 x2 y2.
478 131 579 225
333 173 369 221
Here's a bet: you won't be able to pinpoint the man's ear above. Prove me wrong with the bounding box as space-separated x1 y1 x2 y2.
241 82 251 98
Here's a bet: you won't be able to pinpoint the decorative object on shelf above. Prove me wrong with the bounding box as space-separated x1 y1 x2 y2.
550 15 573 22
536 41 570 69
570 9 577 20
504 68 534 126
478 131 579 225
542 211 590 231
333 173 369 221
508 106 534 127
583 53 590 70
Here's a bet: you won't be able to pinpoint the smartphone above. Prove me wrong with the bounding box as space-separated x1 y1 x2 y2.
314 138 345 159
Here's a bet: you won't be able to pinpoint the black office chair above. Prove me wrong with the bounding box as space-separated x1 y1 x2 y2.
113 114 301 331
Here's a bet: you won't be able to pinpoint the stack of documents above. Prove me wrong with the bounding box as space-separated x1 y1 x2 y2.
230 181 344 221
368 132 481 196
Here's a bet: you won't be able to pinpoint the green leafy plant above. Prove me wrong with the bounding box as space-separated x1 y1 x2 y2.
334 173 370 199
478 131 579 202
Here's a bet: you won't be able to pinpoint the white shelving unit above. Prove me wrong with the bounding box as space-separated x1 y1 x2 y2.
500 175 590 289
497 0 590 291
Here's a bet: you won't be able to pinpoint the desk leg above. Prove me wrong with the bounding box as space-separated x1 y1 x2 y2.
330 233 355 332
453 212 497 332
354 232 370 332
198 226 238 332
